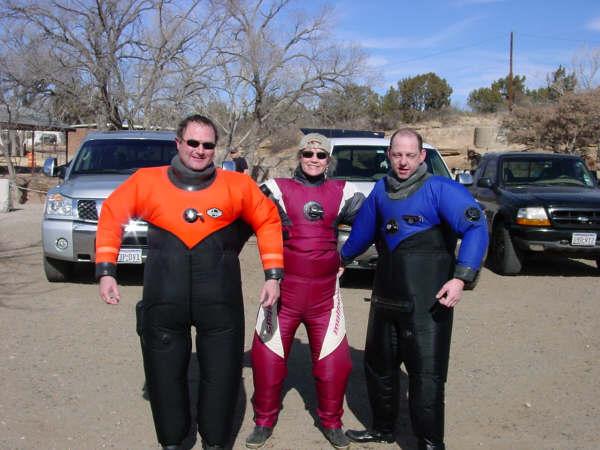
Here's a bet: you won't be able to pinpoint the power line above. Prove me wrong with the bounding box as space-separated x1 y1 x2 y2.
388 33 600 66
519 33 600 45
391 36 504 64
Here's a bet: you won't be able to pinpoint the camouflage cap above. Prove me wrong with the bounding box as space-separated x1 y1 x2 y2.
299 133 332 154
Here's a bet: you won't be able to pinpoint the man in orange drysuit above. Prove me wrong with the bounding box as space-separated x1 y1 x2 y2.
95 115 283 450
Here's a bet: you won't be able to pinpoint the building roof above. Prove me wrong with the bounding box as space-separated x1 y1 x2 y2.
0 108 75 131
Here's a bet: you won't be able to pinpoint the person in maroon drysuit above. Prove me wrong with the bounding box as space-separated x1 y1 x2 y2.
246 133 365 450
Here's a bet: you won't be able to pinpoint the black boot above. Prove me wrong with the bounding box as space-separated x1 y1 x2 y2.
162 446 180 450
245 426 273 449
322 427 350 449
346 428 395 443
418 438 445 450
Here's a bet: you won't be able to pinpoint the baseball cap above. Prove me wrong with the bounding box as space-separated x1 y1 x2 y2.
299 133 332 154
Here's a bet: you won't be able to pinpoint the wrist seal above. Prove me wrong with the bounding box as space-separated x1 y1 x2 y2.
264 268 284 281
453 265 477 283
95 262 117 281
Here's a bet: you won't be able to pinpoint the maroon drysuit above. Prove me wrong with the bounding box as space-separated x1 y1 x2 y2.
251 171 364 430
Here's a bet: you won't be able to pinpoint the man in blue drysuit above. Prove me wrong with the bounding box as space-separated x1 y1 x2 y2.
341 128 488 450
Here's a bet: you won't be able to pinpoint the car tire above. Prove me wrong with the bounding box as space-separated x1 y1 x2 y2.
491 222 522 275
44 256 73 282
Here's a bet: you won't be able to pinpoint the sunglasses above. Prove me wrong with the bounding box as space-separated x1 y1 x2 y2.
180 139 216 150
301 150 328 160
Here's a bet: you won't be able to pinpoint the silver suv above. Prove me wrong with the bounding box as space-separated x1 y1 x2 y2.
325 133 453 269
42 130 177 282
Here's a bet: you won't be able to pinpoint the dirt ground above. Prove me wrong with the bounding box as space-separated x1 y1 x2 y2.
1 204 599 450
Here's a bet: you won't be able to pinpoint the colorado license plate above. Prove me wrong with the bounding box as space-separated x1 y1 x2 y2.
117 248 142 264
571 233 597 246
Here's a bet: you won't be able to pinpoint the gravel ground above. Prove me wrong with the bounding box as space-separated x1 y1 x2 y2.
1 203 599 449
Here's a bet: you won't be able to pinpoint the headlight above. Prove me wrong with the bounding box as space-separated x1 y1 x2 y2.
45 193 76 218
516 207 550 226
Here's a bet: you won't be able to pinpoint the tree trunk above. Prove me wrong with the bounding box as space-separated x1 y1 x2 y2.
0 144 16 211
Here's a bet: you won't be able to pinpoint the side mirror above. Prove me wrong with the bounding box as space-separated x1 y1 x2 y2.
221 160 236 171
42 157 57 177
455 171 473 186
477 177 493 188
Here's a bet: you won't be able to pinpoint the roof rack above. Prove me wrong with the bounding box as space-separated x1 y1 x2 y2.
300 128 385 139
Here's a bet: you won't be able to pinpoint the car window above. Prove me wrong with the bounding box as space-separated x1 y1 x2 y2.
425 149 451 178
472 160 487 182
482 159 497 181
71 139 177 174
331 145 450 180
331 145 389 180
501 158 594 187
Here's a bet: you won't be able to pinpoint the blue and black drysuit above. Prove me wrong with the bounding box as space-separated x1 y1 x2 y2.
341 172 488 450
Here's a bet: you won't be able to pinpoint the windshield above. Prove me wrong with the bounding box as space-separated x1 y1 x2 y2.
500 158 595 187
330 145 450 180
71 139 177 174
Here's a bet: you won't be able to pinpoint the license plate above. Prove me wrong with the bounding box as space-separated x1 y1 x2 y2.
117 248 142 264
571 232 597 246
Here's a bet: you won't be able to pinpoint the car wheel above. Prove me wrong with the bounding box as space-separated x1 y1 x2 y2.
596 258 600 271
44 256 73 282
491 223 522 275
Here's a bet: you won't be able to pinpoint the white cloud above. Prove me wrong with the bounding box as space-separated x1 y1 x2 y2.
586 17 600 31
365 55 389 67
353 16 482 50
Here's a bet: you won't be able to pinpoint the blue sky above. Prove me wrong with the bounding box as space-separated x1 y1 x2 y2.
312 0 600 107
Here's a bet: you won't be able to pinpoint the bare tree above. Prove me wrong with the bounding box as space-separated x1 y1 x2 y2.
503 89 600 153
572 46 600 91
0 77 29 208
207 0 366 167
0 0 221 129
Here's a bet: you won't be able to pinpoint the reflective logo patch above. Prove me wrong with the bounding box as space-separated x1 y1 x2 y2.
465 206 481 222
303 200 324 221
402 215 423 225
206 207 223 218
385 219 399 234
183 208 199 223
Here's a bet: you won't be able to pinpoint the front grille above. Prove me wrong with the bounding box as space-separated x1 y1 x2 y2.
549 208 600 228
77 200 99 222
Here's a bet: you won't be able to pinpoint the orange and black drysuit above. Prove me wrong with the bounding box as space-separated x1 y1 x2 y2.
95 162 283 448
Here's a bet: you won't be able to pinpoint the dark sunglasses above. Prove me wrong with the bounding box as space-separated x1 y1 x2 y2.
301 150 328 160
181 139 216 150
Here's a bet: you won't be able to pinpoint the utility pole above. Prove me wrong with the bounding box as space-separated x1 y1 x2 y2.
508 31 514 112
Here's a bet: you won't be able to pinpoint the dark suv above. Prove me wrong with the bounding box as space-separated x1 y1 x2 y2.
470 151 600 274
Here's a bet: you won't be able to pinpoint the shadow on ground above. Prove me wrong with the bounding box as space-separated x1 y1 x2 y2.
239 337 418 449
485 254 598 277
